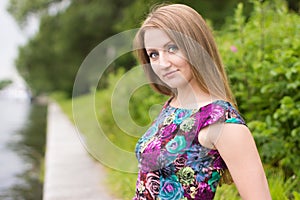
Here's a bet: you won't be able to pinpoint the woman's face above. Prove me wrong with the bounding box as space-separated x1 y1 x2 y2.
144 28 194 90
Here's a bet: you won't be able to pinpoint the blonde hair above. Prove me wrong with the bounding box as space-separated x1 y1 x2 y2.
134 4 236 107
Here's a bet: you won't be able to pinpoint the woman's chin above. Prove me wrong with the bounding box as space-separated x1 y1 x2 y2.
163 81 191 90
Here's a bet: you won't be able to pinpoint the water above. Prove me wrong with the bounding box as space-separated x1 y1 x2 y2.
0 98 47 199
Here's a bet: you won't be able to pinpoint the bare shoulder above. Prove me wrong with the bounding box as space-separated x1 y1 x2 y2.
214 123 260 169
216 123 253 147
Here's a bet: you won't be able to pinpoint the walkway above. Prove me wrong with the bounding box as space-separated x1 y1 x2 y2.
43 102 118 200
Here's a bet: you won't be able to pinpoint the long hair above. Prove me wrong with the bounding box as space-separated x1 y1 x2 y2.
133 4 236 107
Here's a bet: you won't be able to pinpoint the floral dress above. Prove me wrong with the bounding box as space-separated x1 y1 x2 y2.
133 99 246 200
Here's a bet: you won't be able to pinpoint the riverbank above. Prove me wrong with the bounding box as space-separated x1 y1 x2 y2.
43 101 118 199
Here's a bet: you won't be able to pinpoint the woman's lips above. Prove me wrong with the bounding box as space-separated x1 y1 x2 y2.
163 70 179 77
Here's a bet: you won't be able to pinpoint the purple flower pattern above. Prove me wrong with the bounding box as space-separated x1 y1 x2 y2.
134 99 246 199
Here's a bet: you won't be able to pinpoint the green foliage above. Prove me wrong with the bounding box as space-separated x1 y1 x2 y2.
268 172 298 200
13 0 134 96
214 168 300 200
0 79 13 89
105 169 137 200
10 0 256 97
294 191 300 200
115 0 253 31
12 0 298 97
217 0 300 181
214 184 240 200
7 0 61 25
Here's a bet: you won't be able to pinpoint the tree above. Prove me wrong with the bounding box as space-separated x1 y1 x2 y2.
11 0 134 96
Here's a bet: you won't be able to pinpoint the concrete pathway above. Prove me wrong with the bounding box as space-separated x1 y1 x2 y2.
43 102 119 200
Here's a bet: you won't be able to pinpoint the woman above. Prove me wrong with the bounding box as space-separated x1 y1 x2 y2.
133 4 271 200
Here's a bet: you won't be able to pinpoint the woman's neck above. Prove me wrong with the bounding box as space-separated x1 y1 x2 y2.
171 84 216 109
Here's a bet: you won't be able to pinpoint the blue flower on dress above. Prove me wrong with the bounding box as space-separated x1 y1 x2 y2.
156 106 174 125
207 171 221 192
225 117 242 123
166 135 187 154
159 175 184 200
144 125 158 138
173 109 192 124
186 145 211 181
195 171 209 182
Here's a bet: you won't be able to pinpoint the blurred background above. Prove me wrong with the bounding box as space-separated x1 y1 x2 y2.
0 0 299 199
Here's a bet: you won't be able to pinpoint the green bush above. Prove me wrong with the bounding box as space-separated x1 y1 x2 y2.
217 0 300 182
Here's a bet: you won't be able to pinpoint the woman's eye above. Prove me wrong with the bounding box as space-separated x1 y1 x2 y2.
148 52 159 59
168 45 179 53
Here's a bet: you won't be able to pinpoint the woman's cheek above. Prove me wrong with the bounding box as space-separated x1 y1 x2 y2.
151 65 162 79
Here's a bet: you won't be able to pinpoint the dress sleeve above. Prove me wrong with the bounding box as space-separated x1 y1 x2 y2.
204 101 247 147
223 102 246 125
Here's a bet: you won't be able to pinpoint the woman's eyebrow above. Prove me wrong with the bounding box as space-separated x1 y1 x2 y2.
145 41 173 52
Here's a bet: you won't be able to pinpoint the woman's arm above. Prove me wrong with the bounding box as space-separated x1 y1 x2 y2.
214 123 272 200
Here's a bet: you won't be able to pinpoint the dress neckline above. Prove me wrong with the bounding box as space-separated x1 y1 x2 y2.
166 96 226 111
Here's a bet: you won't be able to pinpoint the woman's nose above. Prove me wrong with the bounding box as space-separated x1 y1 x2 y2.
158 52 171 68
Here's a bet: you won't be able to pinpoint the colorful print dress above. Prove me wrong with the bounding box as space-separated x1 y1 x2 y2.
133 99 246 200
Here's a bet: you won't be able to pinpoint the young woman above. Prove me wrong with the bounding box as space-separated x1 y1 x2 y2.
133 4 271 200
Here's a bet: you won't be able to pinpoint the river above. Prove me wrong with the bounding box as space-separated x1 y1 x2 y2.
0 98 47 199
